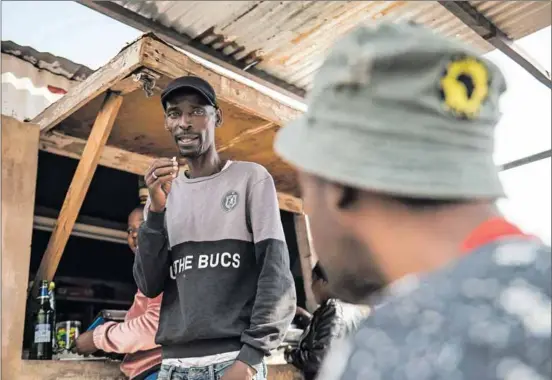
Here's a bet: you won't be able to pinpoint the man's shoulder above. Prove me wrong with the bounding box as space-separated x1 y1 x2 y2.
372 237 550 327
230 161 272 183
339 238 551 379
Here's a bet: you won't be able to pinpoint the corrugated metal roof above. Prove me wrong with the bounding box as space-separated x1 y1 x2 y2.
1 41 92 121
2 53 74 121
470 1 551 39
1 40 94 82
109 0 551 91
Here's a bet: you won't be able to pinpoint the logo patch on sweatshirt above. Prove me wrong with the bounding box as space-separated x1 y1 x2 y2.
221 190 239 212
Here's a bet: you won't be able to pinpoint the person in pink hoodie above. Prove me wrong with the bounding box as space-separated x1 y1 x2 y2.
76 205 163 380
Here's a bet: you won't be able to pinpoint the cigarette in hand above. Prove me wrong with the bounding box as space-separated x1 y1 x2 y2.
172 156 178 178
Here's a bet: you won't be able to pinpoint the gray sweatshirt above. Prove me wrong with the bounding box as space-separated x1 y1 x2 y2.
134 161 296 367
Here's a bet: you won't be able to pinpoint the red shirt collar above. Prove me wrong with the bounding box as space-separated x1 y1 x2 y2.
461 217 533 254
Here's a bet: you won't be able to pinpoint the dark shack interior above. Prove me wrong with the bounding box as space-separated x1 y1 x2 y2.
24 151 305 352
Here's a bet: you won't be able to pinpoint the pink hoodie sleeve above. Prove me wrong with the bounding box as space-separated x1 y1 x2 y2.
93 293 162 354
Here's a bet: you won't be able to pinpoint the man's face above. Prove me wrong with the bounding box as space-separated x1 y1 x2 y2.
164 92 220 158
127 208 144 254
299 171 386 303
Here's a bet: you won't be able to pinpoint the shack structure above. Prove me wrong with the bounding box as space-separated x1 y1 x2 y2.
2 32 311 380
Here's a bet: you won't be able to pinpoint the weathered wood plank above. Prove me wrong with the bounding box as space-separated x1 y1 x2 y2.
1 117 40 379
278 192 304 215
218 121 276 153
31 93 124 297
18 361 125 380
109 75 143 95
140 36 302 127
110 68 163 95
39 131 153 175
268 364 304 380
294 214 318 312
31 39 143 133
15 360 300 380
40 132 304 214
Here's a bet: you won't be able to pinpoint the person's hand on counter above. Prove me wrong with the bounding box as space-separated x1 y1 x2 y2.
75 330 98 355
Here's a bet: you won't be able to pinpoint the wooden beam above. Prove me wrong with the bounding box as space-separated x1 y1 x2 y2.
40 132 304 214
139 36 302 127
110 68 163 96
294 214 318 312
33 215 128 245
278 192 303 215
1 117 40 379
39 130 153 175
218 121 276 153
30 38 143 133
77 0 307 101
109 76 143 95
30 93 123 297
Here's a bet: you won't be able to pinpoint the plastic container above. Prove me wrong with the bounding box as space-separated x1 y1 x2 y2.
55 321 81 354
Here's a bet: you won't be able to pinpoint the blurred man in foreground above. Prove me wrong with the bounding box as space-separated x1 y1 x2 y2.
274 22 551 379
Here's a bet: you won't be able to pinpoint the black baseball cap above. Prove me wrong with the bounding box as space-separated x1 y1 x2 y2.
161 76 217 110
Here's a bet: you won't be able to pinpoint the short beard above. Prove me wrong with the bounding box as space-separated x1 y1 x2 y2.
178 149 200 159
329 271 385 304
325 236 387 304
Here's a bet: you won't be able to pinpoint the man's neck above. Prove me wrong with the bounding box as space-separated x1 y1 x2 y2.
365 202 500 284
184 147 224 179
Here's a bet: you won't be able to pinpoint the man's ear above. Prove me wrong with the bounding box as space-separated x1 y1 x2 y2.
215 108 223 127
325 183 358 211
324 182 359 227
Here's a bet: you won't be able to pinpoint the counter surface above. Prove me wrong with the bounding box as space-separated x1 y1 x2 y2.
16 360 303 380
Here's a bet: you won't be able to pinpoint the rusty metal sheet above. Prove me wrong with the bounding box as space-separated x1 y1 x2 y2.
108 0 550 92
1 40 94 82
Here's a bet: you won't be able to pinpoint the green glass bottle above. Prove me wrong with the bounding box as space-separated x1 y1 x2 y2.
32 280 54 360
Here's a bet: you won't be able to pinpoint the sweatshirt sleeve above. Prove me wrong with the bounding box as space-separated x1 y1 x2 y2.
134 203 170 298
237 174 297 368
93 294 162 354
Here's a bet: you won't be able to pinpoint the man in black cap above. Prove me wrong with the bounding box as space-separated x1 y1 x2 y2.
134 76 296 380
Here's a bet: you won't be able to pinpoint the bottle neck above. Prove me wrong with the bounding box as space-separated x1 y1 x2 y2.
38 285 50 307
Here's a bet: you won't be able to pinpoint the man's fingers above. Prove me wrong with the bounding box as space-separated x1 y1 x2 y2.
152 166 177 178
146 158 177 176
147 162 176 178
147 170 177 189
146 159 178 180
146 165 178 185
146 173 173 188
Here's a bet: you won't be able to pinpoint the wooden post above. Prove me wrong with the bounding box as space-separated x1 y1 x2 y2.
30 92 123 297
1 117 40 378
294 214 318 312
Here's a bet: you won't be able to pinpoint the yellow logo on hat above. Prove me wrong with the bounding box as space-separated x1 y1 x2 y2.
440 57 489 119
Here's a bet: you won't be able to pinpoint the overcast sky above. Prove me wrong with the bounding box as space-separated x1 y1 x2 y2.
2 1 550 243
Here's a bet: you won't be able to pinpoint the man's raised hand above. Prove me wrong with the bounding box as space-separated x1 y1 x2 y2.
144 157 179 212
